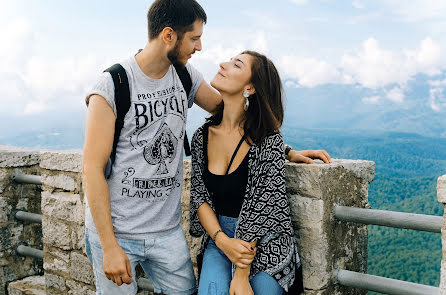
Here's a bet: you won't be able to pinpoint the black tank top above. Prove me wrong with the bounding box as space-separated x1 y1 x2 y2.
203 124 249 218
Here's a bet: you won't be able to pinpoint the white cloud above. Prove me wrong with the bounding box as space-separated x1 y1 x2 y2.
285 80 300 88
279 56 341 87
289 0 308 4
0 18 118 115
386 0 446 22
429 87 446 112
341 37 444 89
429 78 446 87
362 96 381 104
341 38 411 88
386 86 405 103
352 1 365 9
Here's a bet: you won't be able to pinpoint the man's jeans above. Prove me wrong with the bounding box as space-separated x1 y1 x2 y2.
85 225 197 295
198 216 283 295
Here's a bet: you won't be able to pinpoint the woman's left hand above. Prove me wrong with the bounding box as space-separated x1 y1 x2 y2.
288 149 331 164
229 272 253 295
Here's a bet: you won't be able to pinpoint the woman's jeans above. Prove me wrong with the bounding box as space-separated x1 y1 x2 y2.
198 215 283 295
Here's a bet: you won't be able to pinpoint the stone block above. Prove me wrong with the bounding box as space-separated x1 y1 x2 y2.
0 168 9 193
66 280 96 295
0 145 39 168
42 172 81 192
44 247 70 273
39 150 82 173
438 175 446 203
42 191 83 224
70 252 94 284
7 275 46 295
71 224 85 251
45 273 66 291
0 197 12 222
42 217 71 250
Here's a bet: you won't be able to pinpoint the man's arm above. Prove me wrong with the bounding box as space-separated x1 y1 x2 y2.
193 80 222 113
82 95 132 286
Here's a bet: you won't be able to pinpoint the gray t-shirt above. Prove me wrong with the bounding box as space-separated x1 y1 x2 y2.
85 56 203 239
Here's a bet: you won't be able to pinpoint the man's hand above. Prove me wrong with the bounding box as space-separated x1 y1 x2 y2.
103 245 133 286
215 234 256 269
288 149 331 164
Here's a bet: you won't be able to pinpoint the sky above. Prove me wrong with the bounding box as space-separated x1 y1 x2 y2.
1 0 446 141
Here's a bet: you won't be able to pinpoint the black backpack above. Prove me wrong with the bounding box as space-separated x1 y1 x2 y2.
104 63 192 178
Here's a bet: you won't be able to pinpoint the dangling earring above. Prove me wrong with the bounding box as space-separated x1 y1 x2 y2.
243 90 250 111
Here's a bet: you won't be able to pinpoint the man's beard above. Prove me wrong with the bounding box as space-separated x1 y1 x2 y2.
167 39 185 68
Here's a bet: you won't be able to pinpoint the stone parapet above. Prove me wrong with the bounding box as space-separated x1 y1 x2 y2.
1 146 376 294
0 146 43 295
438 175 446 295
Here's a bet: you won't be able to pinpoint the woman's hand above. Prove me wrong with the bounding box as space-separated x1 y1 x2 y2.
230 270 254 295
288 149 331 164
215 234 256 269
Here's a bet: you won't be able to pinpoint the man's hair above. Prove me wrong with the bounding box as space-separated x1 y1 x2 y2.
147 0 207 40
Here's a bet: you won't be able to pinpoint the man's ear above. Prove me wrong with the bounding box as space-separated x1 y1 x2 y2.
161 27 177 45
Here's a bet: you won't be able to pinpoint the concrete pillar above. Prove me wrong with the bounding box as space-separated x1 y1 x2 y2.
437 175 446 295
0 145 43 294
285 159 375 294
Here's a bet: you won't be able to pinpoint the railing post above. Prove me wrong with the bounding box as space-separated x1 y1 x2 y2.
0 146 42 295
285 159 375 294
437 175 446 295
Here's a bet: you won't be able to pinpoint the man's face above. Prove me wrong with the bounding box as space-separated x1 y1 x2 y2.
168 20 203 67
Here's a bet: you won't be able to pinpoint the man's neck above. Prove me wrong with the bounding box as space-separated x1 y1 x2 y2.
135 42 172 79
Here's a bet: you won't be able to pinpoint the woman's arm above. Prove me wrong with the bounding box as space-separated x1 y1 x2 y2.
197 202 256 269
287 148 331 164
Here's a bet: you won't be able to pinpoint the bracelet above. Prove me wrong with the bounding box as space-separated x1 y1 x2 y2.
284 145 293 156
212 229 223 241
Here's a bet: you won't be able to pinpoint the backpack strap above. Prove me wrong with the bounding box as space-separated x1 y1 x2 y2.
174 64 193 157
104 63 130 178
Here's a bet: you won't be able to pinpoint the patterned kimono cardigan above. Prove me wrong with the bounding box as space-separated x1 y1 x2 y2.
189 124 301 291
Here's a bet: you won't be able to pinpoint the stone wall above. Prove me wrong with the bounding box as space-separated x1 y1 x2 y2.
438 175 446 295
1 147 375 294
0 146 43 295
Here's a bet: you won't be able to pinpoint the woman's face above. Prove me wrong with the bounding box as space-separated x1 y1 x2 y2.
210 54 254 96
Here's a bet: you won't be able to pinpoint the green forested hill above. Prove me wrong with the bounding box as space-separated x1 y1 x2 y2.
282 127 445 292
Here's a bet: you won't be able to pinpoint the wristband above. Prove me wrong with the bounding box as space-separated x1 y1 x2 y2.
284 145 293 156
212 229 223 241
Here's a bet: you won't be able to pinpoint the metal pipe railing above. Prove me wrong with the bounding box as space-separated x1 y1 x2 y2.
137 278 155 292
336 269 439 295
15 211 42 224
334 205 442 233
11 173 42 185
16 245 44 260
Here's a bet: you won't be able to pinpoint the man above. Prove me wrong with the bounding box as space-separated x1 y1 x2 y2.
82 0 330 294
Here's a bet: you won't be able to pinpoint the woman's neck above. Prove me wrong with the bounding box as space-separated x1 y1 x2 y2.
219 94 245 133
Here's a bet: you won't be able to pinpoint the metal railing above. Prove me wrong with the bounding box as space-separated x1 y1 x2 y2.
11 173 42 185
334 205 442 233
334 205 441 294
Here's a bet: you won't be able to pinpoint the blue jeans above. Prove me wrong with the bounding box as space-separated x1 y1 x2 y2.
85 225 196 295
198 216 283 295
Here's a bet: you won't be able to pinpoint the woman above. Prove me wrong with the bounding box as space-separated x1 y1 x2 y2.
189 50 310 295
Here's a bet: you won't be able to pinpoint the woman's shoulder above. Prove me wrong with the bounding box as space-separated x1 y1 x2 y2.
191 122 210 148
259 131 283 150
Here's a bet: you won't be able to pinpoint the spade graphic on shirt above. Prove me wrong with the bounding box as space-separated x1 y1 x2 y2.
143 123 178 175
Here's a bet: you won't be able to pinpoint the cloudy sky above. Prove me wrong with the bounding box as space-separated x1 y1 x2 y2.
1 0 446 141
